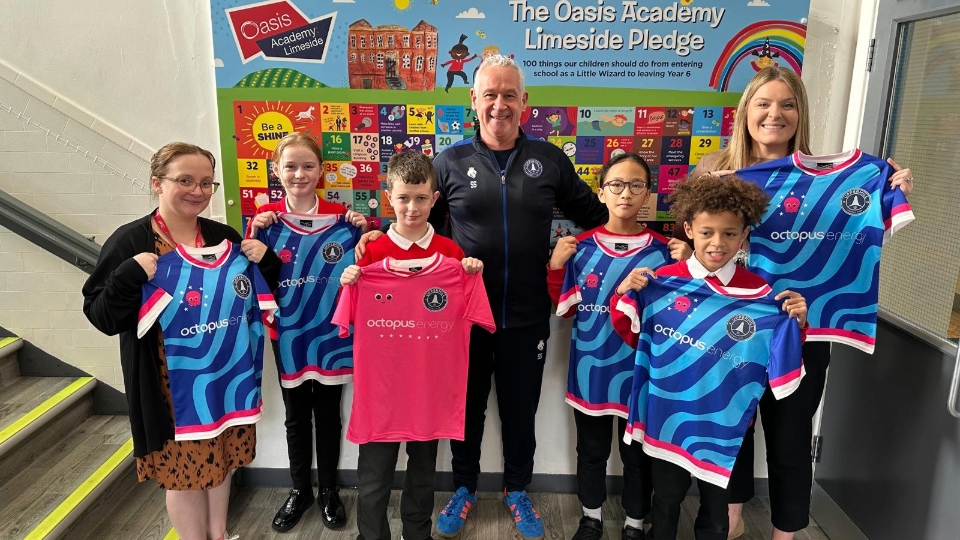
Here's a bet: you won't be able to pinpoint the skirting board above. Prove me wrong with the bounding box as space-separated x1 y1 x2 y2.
810 482 869 540
239 468 771 496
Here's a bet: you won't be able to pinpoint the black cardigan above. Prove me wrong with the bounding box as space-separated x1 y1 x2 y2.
81 213 280 458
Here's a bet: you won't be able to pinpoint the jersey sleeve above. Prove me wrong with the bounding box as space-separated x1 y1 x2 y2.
613 289 644 350
250 262 278 320
767 312 805 400
555 258 580 317
137 280 172 339
463 270 496 333
332 283 358 338
881 182 915 243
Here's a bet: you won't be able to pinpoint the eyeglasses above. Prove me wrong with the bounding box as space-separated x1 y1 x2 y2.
159 177 221 194
601 181 648 195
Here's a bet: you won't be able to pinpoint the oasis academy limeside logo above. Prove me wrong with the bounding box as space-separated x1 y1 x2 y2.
225 0 336 64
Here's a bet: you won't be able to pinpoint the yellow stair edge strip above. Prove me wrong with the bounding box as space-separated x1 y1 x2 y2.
0 376 95 446
24 437 134 540
163 527 180 539
0 336 20 349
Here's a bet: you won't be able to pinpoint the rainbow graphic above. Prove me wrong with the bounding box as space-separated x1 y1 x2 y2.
709 20 807 91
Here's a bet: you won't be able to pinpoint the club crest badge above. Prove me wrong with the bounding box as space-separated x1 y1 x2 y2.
523 158 543 178
232 275 252 299
322 242 344 263
423 287 448 311
840 188 871 215
725 314 756 341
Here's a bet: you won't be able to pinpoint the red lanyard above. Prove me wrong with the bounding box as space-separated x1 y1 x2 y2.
153 211 203 247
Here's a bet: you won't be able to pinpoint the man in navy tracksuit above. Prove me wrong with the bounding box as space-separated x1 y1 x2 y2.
431 55 607 540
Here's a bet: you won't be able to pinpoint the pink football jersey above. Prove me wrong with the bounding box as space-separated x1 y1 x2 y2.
333 254 495 443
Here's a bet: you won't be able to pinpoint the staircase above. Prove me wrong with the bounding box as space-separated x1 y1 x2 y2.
0 336 170 539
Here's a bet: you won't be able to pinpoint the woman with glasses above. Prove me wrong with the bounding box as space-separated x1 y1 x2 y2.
82 142 281 540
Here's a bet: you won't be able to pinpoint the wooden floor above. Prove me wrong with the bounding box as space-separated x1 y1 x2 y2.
71 484 830 540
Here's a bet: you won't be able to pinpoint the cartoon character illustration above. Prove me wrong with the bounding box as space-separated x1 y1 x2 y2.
546 109 564 136
752 37 781 69
441 34 478 93
554 226 564 238
278 249 293 263
674 296 691 313
185 290 202 307
592 114 629 131
472 44 515 83
783 196 801 213
584 274 599 288
374 291 394 303
295 106 315 121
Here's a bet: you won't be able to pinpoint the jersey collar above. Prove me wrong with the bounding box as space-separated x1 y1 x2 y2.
176 239 232 269
686 255 736 286
387 223 435 250
593 229 654 257
381 253 443 276
791 149 862 176
277 212 338 234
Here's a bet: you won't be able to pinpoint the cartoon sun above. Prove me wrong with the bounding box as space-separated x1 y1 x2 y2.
680 0 694 4
394 0 411 10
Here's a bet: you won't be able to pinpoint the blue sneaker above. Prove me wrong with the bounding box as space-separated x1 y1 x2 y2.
503 490 544 540
436 487 477 538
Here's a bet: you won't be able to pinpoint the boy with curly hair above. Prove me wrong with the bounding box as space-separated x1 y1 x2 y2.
609 174 809 540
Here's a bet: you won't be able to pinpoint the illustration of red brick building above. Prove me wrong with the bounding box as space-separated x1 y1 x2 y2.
347 19 438 91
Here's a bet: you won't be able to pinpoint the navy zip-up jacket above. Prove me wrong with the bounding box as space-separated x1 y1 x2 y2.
430 131 608 329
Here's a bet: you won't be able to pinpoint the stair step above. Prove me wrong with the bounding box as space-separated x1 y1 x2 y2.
63 461 173 540
0 415 131 539
0 376 97 459
0 337 24 389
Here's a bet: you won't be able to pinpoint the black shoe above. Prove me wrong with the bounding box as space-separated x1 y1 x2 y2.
272 488 314 532
572 516 603 540
320 486 347 529
621 525 645 540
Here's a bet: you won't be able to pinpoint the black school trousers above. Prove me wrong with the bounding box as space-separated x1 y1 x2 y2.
728 341 831 532
574 410 653 519
271 339 344 491
650 458 728 540
356 440 439 540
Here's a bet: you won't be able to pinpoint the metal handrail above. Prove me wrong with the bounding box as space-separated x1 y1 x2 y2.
950 345 960 418
0 190 101 274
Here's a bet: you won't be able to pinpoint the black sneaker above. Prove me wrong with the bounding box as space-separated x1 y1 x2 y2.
621 525 645 540
572 516 603 540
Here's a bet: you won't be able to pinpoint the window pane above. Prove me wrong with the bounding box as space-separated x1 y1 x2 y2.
880 11 960 342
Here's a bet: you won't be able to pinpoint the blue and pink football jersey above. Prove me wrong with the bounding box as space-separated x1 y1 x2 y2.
256 213 361 387
557 228 671 417
332 254 495 444
617 276 803 488
737 150 914 353
137 240 277 441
